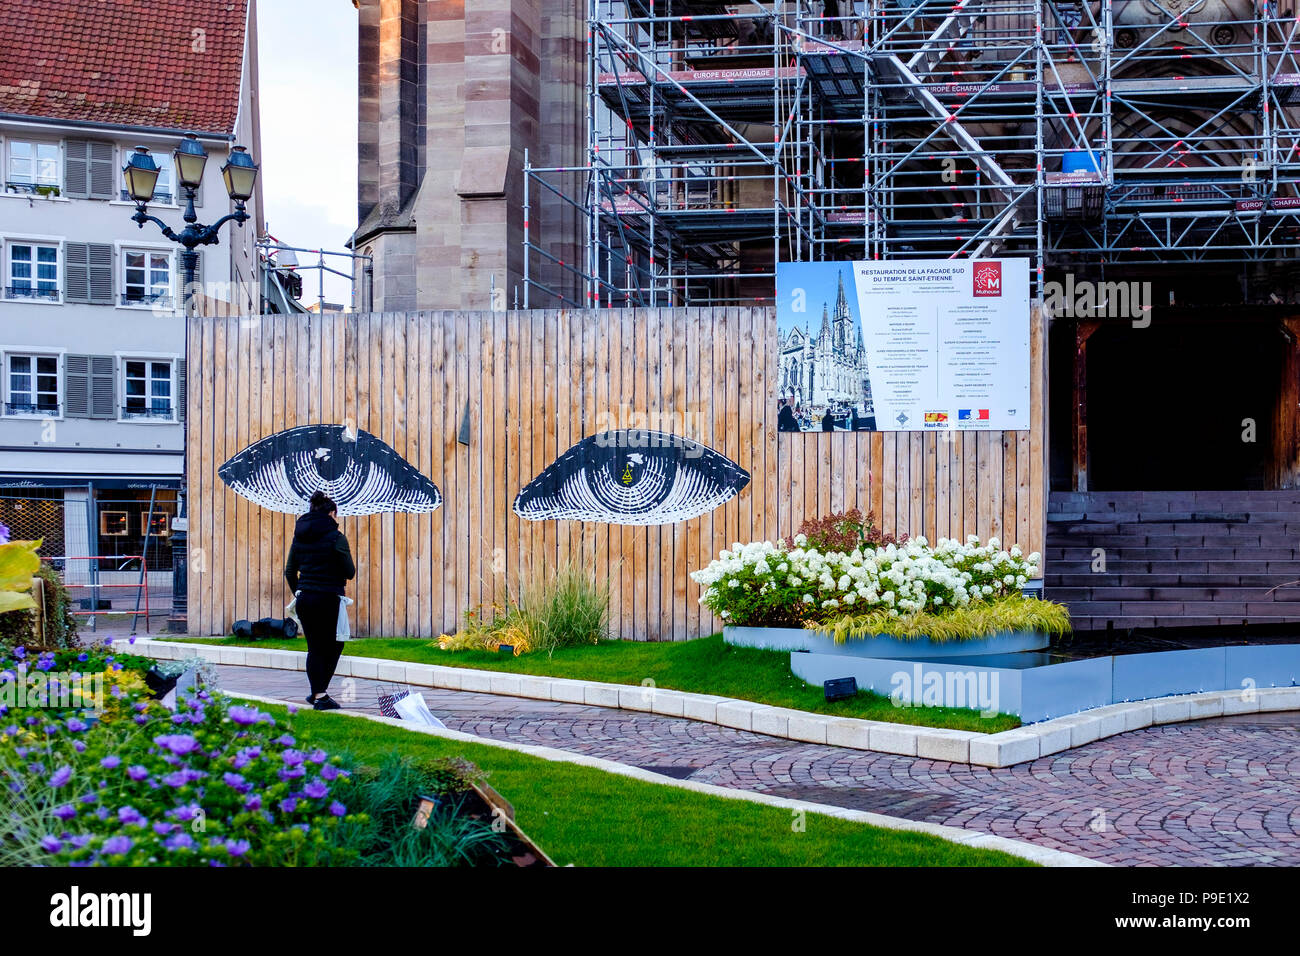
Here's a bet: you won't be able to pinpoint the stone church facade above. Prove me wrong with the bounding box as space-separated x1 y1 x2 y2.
778 271 873 417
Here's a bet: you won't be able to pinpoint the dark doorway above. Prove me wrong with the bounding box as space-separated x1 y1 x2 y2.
1085 320 1284 490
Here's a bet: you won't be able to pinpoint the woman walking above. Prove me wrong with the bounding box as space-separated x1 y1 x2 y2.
285 491 356 710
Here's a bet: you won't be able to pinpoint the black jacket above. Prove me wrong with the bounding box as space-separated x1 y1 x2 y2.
285 511 356 595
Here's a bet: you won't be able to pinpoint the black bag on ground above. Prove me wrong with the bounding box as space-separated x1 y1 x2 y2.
254 617 298 639
230 618 298 640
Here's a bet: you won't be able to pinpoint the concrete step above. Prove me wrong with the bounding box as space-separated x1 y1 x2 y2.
1046 585 1300 603
1069 614 1300 631
1048 520 1296 536
1047 572 1300 589
1047 546 1300 562
1060 598 1294 621
1048 560 1300 577
1049 491 1300 513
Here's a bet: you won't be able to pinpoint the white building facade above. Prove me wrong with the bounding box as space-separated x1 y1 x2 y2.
0 0 262 615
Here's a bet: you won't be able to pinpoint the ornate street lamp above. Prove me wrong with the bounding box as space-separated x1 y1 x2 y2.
123 133 260 633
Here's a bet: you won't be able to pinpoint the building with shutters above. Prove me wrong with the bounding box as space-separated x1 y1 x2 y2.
0 0 262 610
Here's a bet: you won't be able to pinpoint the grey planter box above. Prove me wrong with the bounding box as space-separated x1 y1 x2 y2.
723 624 1050 658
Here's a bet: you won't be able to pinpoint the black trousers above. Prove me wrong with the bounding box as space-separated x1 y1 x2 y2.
297 590 343 696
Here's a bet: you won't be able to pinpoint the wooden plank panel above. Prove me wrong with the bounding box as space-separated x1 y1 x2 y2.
192 306 1048 640
935 430 950 543
188 315 209 632
976 430 994 542
407 312 424 635
359 312 377 634
762 308 776 541
428 312 446 634
910 432 924 540
502 310 520 622
606 309 623 636
553 308 570 570
208 318 227 634
622 309 638 639
671 307 688 640
882 431 897 537
490 309 507 620
963 429 978 543
471 310 486 617
698 307 717 634
238 315 255 625
223 315 241 631
592 309 611 632
529 311 546 597
633 308 650 640
449 310 465 632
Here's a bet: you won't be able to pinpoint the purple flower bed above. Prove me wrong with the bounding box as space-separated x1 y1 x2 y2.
1 643 361 867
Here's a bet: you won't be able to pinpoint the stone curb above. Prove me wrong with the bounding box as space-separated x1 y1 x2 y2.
117 639 1300 769
223 689 1105 868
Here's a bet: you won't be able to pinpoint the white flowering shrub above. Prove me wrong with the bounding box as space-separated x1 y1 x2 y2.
690 534 1041 630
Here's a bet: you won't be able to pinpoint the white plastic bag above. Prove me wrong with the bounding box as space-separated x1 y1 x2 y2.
336 596 354 642
391 691 446 728
285 592 302 631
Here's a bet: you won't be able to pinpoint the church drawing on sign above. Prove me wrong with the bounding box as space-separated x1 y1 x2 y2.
777 271 874 429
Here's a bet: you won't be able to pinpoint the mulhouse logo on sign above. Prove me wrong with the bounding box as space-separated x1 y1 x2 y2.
514 430 750 525
218 424 442 516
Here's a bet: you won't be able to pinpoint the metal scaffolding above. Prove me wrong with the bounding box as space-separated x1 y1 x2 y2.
522 0 1300 308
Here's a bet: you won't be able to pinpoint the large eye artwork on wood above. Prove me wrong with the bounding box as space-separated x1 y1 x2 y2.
218 424 442 516
513 430 749 525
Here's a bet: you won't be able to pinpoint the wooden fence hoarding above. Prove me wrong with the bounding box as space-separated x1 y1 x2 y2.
188 306 1045 639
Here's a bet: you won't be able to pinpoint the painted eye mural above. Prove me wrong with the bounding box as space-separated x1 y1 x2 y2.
218 424 442 516
514 430 749 525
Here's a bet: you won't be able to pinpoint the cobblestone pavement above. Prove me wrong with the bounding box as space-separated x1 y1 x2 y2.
214 664 1300 867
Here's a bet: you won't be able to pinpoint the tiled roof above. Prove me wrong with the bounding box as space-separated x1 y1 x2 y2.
0 0 250 134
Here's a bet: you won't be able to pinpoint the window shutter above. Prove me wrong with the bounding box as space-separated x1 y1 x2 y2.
88 142 116 199
88 243 113 304
64 242 90 301
65 355 91 417
89 356 116 419
65 141 89 198
177 359 187 422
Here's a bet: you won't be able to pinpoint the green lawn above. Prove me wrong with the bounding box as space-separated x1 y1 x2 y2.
245 700 1033 867
185 633 1019 732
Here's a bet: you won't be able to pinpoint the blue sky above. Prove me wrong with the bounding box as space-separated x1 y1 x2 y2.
257 0 357 306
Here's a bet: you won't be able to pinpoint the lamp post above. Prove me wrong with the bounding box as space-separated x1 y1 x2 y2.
123 133 259 634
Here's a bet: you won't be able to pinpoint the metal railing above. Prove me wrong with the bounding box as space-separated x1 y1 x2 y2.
120 187 173 205
4 400 59 416
119 291 173 308
120 404 175 421
3 285 60 301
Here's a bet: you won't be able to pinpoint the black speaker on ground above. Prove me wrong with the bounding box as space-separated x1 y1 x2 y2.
823 676 858 701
